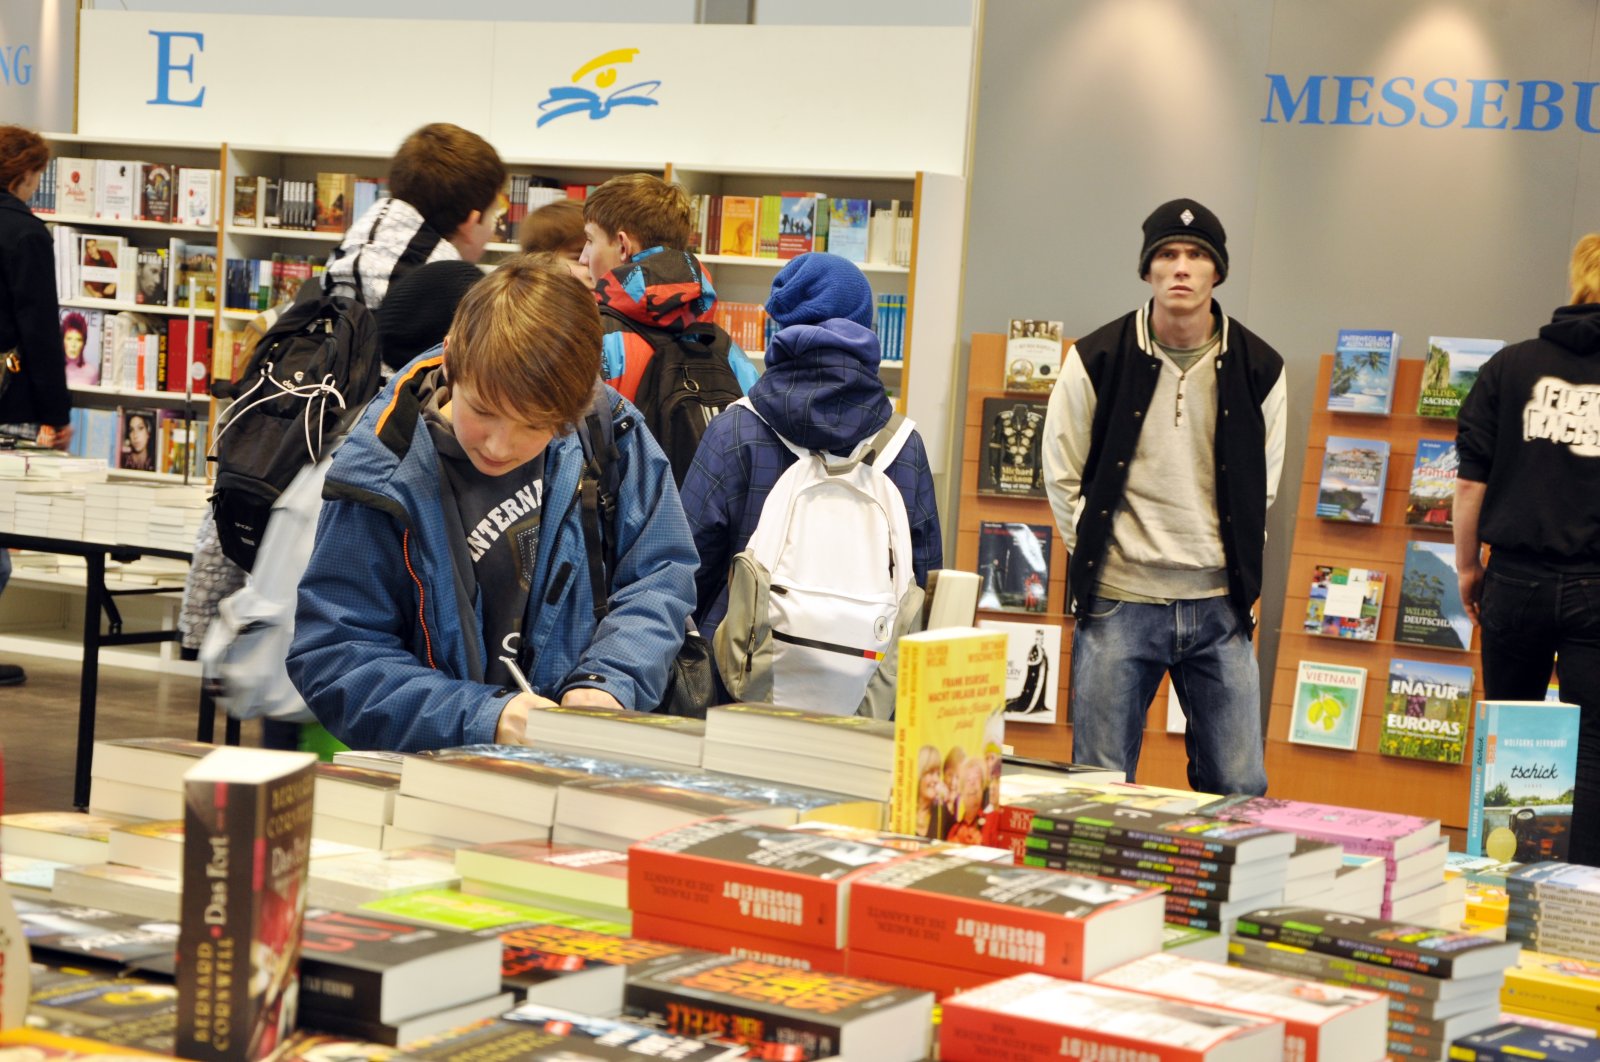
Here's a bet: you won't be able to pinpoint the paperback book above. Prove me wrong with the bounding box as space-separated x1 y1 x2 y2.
978 618 1061 722
1405 438 1458 528
1232 906 1521 979
977 397 1048 498
1205 795 1440 860
1302 564 1385 640
1379 658 1474 764
1326 329 1401 414
1315 436 1389 522
1395 540 1473 651
1287 661 1367 751
1004 319 1063 394
1418 336 1503 418
502 1001 751 1060
976 520 1052 613
1467 700 1580 863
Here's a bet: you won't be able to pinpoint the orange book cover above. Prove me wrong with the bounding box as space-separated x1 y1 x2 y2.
846 849 1165 981
628 817 905 949
719 196 759 258
631 909 845 974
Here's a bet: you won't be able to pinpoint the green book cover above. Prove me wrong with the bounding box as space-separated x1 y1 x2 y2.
360 888 627 936
1288 661 1366 751
1416 336 1502 418
1379 658 1473 764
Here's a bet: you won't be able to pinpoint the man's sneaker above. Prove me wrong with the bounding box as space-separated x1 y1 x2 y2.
0 663 25 686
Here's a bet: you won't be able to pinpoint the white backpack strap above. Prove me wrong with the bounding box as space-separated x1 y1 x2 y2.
734 396 810 461
738 396 916 470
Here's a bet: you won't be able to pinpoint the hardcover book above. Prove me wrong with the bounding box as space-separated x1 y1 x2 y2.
623 952 933 1061
1405 438 1458 527
1301 565 1385 640
454 841 629 912
60 307 103 388
1417 336 1503 418
976 520 1052 613
1395 540 1473 651
977 397 1048 498
1004 319 1064 394
827 198 871 263
979 618 1061 722
139 162 173 224
719 196 759 258
398 749 591 827
1379 658 1474 764
93 160 136 221
175 747 317 1062
1204 795 1441 859
1326 329 1400 414
940 973 1286 1062
776 194 816 259
846 850 1165 981
78 234 124 301
1467 700 1580 863
890 628 1007 842
1287 661 1367 751
0 811 120 864
1232 906 1521 979
1315 435 1389 522
55 157 95 219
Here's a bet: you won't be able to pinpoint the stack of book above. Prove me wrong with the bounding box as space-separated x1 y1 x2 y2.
16 483 85 540
502 1000 755 1060
143 486 208 549
312 761 401 849
701 703 893 802
305 846 461 911
940 973 1287 1061
454 840 630 924
1450 1021 1600 1060
88 737 217 822
1012 797 1297 935
0 811 121 865
1280 838 1346 905
1504 862 1600 962
844 849 1166 998
986 779 1210 858
522 704 706 769
1500 948 1600 1033
12 894 179 969
1231 906 1519 1059
1092 951 1389 1061
27 963 181 1054
392 747 591 848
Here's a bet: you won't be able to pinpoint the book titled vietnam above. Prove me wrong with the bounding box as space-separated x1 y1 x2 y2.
976 521 1052 613
1395 540 1473 651
175 746 317 1062
1405 438 1458 527
623 952 933 1061
1288 661 1366 752
1315 436 1389 522
1004 318 1064 393
977 397 1049 498
1326 329 1401 414
1467 700 1580 863
1417 336 1504 418
1380 658 1474 764
1302 565 1385 641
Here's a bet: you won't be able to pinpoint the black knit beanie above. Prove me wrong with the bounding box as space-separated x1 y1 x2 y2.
1138 198 1228 284
377 260 485 371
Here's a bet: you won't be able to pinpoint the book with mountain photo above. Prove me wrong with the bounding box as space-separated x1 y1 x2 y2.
1379 658 1474 764
1315 436 1389 522
1326 329 1400 414
1417 336 1503 418
1405 439 1458 528
1395 540 1473 651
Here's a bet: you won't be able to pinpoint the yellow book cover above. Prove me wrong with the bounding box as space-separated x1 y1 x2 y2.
1503 949 1600 1022
0 1028 168 1056
719 196 759 257
890 628 1007 843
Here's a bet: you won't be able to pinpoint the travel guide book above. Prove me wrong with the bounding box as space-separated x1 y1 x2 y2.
1405 438 1458 528
1395 540 1472 651
1326 329 1400 414
1315 436 1389 522
976 521 1052 613
1288 661 1367 752
1417 336 1503 418
1302 564 1385 641
978 397 1048 498
1467 700 1580 863
1004 319 1064 393
1379 658 1474 764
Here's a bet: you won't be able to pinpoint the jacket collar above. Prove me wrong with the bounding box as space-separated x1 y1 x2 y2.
1135 298 1231 357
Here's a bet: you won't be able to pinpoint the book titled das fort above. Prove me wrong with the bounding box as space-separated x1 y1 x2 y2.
175 747 316 1062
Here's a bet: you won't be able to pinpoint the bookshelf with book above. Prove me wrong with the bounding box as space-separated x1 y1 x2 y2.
1271 352 1480 828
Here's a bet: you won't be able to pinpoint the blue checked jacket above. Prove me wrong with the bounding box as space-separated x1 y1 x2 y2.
679 317 943 649
287 353 697 751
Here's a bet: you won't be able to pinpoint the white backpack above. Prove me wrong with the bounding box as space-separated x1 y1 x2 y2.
713 398 925 717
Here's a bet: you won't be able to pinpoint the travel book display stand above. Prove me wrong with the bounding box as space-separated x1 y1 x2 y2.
1270 353 1479 827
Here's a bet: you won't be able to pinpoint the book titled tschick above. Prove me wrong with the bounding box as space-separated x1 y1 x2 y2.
847 850 1164 982
1232 907 1521 980
1022 799 1297 864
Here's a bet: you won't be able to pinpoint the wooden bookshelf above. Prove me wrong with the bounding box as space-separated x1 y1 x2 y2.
959 333 1191 786
1270 353 1477 827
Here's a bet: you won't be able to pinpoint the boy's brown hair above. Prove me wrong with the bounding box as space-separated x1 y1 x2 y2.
446 255 600 429
388 123 508 239
583 173 692 251
0 125 50 193
519 199 586 255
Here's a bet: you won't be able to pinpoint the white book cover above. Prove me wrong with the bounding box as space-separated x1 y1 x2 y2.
177 167 216 226
979 618 1061 723
55 157 94 219
94 158 137 220
77 233 125 301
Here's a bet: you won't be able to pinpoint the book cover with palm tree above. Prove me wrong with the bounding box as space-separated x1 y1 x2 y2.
1326 329 1400 414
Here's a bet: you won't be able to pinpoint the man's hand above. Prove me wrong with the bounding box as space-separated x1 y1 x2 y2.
495 691 558 744
39 423 72 451
1459 561 1485 626
562 686 624 712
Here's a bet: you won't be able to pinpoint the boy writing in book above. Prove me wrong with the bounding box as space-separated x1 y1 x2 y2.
1042 199 1286 796
579 173 758 398
287 257 697 752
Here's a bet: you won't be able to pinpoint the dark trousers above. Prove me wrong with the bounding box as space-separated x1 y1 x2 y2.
1478 553 1600 866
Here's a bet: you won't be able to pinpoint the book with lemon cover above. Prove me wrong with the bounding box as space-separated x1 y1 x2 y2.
890 628 1007 844
1288 661 1366 751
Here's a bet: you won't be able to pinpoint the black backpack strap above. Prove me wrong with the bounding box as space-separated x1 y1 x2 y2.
576 391 627 622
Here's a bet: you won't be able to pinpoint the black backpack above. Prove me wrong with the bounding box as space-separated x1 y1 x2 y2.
602 309 742 487
210 290 384 571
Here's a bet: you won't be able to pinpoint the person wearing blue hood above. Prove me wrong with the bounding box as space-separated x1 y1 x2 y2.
1455 233 1600 868
679 252 943 657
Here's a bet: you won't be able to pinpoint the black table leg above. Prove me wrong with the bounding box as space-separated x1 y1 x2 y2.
74 552 105 810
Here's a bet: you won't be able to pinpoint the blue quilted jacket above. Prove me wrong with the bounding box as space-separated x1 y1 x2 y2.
287 351 697 752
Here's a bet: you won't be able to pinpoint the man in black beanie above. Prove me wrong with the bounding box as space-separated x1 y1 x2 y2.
1041 198 1286 795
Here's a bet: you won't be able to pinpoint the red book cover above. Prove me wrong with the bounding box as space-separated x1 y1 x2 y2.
628 818 905 949
631 909 845 974
847 850 1165 981
497 922 687 988
163 318 211 395
844 948 991 1001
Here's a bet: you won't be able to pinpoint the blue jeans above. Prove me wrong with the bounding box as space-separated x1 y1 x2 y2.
1479 554 1600 867
0 545 9 595
1071 595 1267 796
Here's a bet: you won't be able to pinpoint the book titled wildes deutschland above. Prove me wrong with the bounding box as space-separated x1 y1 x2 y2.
1395 540 1472 651
1326 329 1400 414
